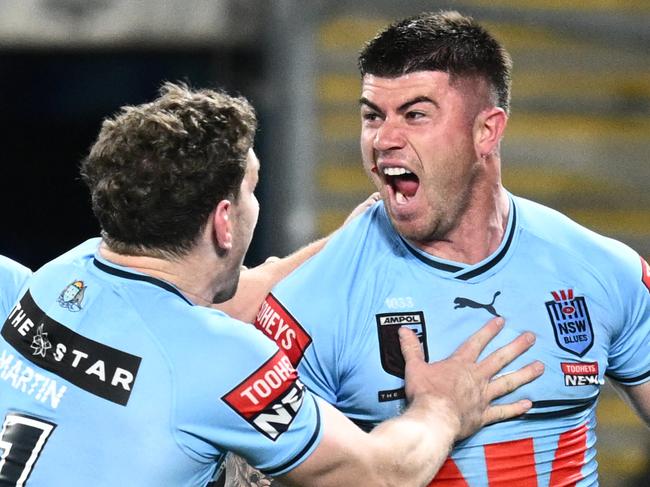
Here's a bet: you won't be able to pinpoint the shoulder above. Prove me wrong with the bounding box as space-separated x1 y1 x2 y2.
0 254 31 285
160 304 280 363
0 255 31 317
515 196 638 265
514 195 645 290
277 201 396 291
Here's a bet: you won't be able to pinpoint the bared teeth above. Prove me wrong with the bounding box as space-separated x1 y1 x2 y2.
395 191 407 204
383 167 412 176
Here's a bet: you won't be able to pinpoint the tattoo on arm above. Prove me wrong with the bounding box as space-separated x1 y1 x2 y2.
224 453 285 487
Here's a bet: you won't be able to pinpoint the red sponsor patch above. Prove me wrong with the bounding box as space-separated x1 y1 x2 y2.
222 350 304 440
254 294 312 367
561 362 598 375
561 361 600 387
641 257 650 293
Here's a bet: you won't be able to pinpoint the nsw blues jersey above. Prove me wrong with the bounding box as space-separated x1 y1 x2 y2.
0 239 322 486
0 255 31 320
253 195 650 487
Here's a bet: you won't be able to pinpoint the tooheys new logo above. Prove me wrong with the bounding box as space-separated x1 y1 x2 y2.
222 350 304 441
561 362 600 386
253 294 312 367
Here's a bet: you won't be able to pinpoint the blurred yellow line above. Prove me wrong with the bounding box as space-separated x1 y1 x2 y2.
514 72 650 99
318 208 650 239
317 74 361 103
317 72 650 104
318 16 389 50
468 0 650 12
319 111 650 141
597 394 647 427
505 114 650 140
566 208 650 236
597 450 648 475
317 210 353 236
502 168 624 197
317 164 371 193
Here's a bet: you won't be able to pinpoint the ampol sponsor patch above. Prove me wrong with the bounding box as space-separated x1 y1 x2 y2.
545 289 594 357
254 294 312 367
561 361 600 386
222 350 304 441
376 312 428 379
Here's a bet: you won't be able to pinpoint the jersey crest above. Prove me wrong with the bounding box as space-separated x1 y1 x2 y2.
376 311 428 379
57 280 86 312
545 289 594 357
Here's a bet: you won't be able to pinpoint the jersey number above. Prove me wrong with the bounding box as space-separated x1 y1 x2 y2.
0 414 55 486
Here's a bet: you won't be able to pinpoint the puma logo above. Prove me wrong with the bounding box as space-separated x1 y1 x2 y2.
453 291 501 317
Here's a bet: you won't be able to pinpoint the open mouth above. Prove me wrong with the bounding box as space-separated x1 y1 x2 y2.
383 167 420 204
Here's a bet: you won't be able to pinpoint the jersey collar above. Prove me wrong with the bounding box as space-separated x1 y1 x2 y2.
92 255 194 306
398 195 518 281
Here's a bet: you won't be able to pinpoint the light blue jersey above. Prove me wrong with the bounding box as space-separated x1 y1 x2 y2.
0 255 31 319
0 239 322 486
254 195 650 487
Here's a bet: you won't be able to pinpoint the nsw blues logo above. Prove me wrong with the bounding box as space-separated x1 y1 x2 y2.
57 280 86 312
546 289 594 357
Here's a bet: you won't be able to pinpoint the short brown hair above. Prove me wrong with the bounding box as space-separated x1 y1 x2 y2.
81 82 257 258
358 10 512 114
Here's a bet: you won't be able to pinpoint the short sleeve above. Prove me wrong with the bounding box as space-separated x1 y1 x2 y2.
176 313 324 477
0 255 31 318
606 253 650 385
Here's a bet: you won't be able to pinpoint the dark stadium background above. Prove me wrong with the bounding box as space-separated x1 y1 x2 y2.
0 47 267 270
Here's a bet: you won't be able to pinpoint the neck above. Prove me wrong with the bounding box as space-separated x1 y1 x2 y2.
98 241 219 306
413 185 510 265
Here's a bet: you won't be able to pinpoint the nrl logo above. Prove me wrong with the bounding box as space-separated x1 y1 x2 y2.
545 289 594 357
57 280 86 312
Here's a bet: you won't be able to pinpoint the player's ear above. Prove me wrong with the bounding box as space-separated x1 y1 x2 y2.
213 199 233 251
474 106 507 159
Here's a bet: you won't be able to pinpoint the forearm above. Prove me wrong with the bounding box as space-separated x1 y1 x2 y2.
225 400 456 487
214 193 380 323
280 400 458 487
213 237 327 323
361 397 457 485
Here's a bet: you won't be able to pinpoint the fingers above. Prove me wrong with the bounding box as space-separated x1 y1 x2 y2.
487 361 545 400
483 399 533 425
479 331 536 378
453 317 505 361
399 326 425 363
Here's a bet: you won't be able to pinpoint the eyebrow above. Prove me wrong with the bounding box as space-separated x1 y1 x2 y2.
359 96 438 114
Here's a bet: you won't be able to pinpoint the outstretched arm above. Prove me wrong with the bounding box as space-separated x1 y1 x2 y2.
213 193 380 323
227 318 543 487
